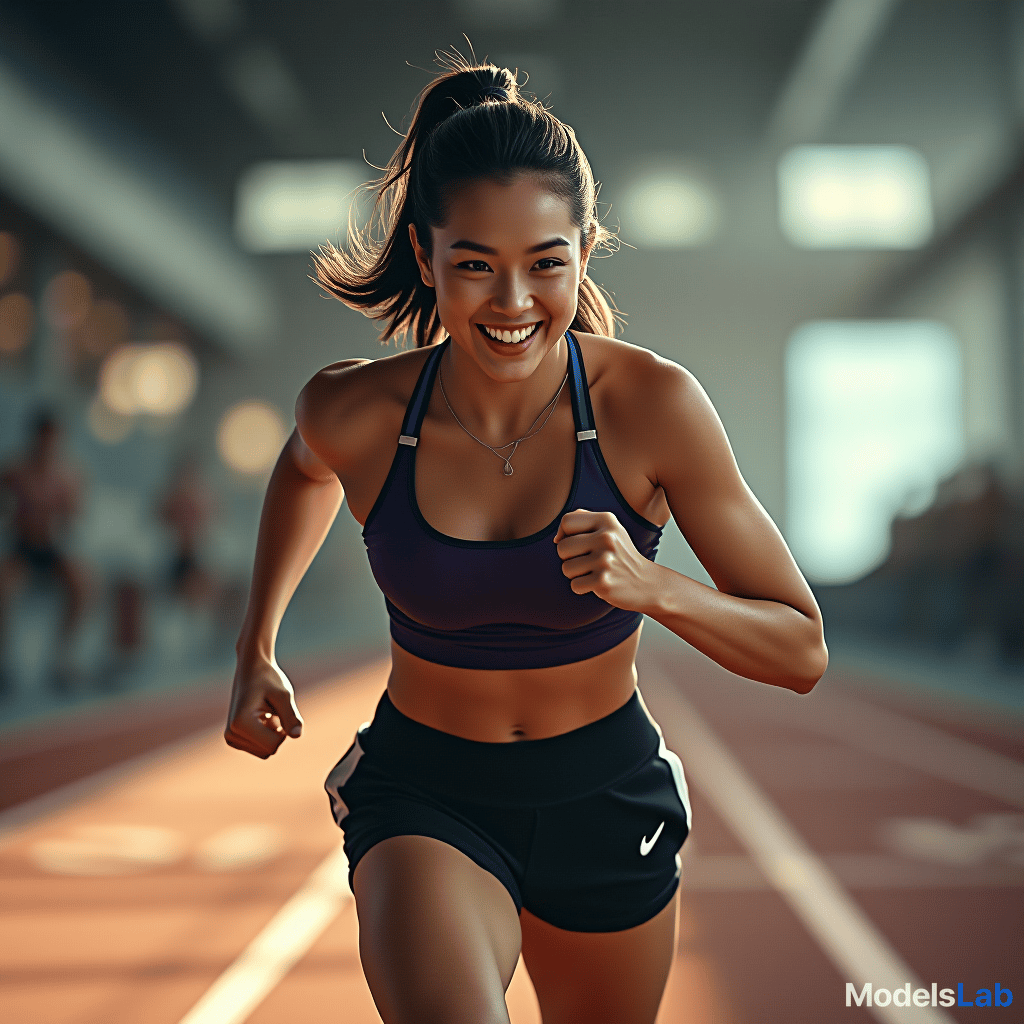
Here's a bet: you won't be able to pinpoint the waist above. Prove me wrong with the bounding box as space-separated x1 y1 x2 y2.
359 686 661 805
386 623 642 742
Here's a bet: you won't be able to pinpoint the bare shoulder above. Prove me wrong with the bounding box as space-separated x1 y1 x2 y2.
572 329 690 387
295 345 434 473
572 330 706 447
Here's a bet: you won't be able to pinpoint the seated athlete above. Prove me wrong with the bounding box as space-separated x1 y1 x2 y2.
225 59 828 1024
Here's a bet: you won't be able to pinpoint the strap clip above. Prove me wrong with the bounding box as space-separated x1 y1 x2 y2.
398 434 418 447
576 429 597 441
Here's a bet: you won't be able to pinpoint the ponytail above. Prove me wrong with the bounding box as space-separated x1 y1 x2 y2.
313 56 622 348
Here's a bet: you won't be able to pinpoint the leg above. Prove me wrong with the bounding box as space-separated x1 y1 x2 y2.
51 553 90 641
0 555 26 688
352 834 523 1024
520 886 680 1024
0 554 26 645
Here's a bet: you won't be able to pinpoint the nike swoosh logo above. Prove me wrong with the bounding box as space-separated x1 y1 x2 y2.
640 820 666 856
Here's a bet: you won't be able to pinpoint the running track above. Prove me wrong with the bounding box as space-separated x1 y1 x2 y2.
1 641 1021 1023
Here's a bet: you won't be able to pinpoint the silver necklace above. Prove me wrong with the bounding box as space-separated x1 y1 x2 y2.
437 351 569 476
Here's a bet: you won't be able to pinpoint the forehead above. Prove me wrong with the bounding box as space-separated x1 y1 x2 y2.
436 175 576 246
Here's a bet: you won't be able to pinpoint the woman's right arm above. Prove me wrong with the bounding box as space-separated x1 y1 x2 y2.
225 360 367 758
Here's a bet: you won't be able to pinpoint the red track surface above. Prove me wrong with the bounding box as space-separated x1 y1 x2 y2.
1 643 1021 1023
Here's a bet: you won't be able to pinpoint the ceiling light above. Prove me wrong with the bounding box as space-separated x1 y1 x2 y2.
235 160 367 254
620 166 719 249
778 145 932 249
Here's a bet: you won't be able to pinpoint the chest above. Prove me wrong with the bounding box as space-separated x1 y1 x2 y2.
342 378 669 539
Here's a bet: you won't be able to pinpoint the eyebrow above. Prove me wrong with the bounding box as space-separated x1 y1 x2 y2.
449 237 571 255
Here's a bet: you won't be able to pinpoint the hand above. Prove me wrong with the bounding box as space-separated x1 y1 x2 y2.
225 654 304 759
553 508 656 612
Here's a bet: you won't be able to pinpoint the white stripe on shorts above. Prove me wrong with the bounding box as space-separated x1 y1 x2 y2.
325 721 371 821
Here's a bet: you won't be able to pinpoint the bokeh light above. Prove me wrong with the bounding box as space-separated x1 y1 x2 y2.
0 293 35 355
87 394 134 445
133 344 198 415
621 167 720 248
98 342 199 417
0 232 20 288
234 159 366 253
778 145 933 249
217 400 287 475
44 270 93 331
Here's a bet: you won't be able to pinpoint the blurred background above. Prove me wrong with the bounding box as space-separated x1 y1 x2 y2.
3 0 1024 727
0 1 1022 1021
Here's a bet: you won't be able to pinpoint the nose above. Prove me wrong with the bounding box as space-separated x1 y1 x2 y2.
489 269 534 318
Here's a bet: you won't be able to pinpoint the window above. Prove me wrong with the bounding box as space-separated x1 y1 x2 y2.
786 321 963 584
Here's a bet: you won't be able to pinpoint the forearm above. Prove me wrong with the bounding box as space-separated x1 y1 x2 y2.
236 443 343 661
639 562 827 693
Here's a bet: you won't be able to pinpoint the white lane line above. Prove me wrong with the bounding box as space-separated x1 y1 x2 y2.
177 841 352 1024
641 663 958 1024
800 691 1024 810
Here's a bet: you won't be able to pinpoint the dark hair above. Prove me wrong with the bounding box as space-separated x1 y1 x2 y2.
313 59 622 348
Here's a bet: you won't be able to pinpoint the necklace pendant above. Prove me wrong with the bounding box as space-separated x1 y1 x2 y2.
503 462 514 476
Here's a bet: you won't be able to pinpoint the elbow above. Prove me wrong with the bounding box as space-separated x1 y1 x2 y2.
789 637 829 695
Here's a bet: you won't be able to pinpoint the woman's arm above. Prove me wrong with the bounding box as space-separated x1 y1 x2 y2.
235 428 343 662
226 360 367 758
554 352 827 694
641 359 827 693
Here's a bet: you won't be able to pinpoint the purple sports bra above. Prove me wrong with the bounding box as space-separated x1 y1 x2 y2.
361 331 663 670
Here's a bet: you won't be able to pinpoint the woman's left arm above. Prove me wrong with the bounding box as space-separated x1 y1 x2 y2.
555 357 828 694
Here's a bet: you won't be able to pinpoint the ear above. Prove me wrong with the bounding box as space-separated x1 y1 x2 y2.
408 223 435 288
579 223 597 284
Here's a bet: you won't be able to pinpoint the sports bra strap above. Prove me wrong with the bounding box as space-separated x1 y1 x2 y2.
397 332 595 444
399 341 447 440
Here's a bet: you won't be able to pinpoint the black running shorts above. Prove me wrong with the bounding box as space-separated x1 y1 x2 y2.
325 687 692 933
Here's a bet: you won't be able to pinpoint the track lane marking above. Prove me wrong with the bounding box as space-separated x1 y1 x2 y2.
176 840 352 1024
641 661 958 1024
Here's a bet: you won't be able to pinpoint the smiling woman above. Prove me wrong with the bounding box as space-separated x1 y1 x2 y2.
225 53 828 1024
311 60 620 350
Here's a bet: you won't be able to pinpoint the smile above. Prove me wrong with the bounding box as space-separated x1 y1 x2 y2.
478 322 542 344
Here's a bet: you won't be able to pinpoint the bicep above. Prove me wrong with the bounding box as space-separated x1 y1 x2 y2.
654 367 820 620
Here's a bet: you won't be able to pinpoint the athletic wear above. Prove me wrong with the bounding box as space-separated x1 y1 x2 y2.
361 331 664 670
326 687 692 932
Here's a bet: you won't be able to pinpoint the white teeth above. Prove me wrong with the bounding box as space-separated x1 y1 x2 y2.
482 323 539 343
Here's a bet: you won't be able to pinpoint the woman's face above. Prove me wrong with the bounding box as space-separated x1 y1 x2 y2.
409 174 591 380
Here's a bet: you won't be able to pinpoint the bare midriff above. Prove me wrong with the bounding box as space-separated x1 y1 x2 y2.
385 623 643 742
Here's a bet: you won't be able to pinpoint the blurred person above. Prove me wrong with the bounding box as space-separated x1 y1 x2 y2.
224 59 828 1024
100 575 147 690
0 408 90 693
157 454 218 605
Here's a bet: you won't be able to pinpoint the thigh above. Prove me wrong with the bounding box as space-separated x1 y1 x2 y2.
353 834 523 1024
520 885 679 1024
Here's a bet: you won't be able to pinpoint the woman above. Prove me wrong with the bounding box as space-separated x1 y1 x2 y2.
225 60 828 1024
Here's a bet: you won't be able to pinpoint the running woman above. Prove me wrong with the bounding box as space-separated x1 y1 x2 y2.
225 58 828 1024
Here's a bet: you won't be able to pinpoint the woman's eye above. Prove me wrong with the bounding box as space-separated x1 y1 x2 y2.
535 258 566 270
457 260 492 272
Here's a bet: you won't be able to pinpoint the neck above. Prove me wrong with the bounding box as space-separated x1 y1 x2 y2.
440 334 570 444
